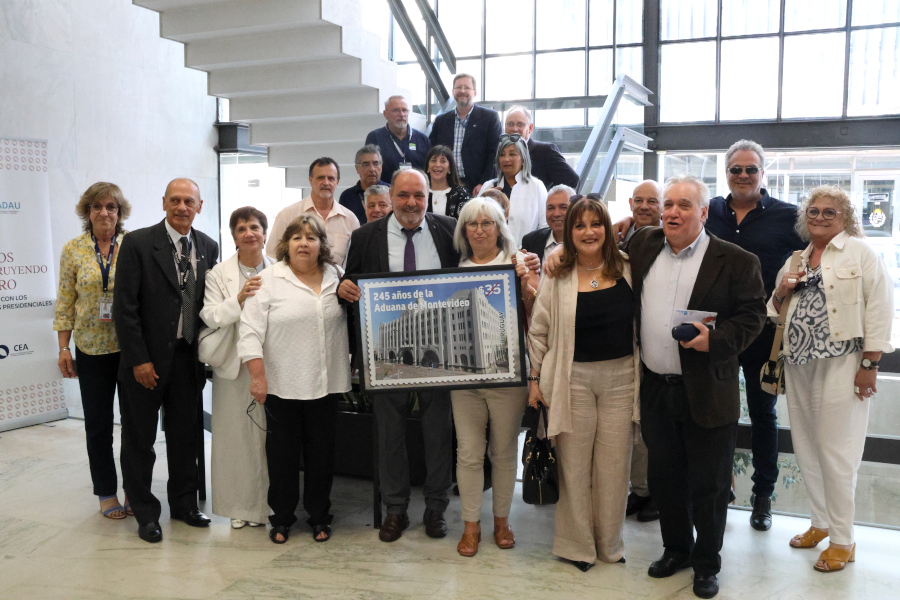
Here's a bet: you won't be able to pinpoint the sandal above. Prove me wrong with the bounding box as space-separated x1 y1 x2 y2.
99 496 126 520
790 527 829 548
312 524 332 542
457 522 481 557
814 543 855 573
494 523 515 549
269 525 289 544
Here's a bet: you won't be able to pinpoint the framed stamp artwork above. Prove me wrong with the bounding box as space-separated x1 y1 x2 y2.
353 264 527 393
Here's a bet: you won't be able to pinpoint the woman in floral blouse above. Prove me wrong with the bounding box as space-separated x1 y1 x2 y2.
53 182 131 519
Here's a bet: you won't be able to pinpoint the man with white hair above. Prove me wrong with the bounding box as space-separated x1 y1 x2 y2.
366 95 431 180
627 174 766 599
504 105 579 190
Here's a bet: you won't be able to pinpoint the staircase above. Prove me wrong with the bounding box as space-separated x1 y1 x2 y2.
134 0 419 191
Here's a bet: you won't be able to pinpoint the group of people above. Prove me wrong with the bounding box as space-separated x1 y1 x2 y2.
54 87 893 599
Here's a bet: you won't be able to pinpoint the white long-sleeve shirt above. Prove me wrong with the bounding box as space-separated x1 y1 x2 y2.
238 261 351 400
478 171 547 246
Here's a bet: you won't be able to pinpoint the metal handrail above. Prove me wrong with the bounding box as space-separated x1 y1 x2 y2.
412 0 455 74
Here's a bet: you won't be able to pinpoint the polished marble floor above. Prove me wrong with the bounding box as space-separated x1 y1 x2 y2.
0 419 897 599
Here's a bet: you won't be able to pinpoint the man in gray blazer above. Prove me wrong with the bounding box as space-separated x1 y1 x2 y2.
113 178 218 544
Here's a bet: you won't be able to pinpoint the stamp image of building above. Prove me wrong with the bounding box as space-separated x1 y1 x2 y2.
375 288 508 373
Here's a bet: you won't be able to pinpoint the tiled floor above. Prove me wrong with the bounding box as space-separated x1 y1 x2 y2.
1 418 897 599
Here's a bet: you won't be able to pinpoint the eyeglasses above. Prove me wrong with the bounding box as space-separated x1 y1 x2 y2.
466 220 496 231
728 166 760 175
357 161 382 169
453 85 474 92
246 399 275 433
806 207 841 220
90 203 119 214
500 133 522 143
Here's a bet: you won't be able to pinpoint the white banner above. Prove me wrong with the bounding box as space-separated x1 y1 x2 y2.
0 137 68 431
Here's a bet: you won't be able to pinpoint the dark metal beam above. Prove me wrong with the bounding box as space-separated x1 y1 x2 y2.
214 122 266 155
643 0 661 179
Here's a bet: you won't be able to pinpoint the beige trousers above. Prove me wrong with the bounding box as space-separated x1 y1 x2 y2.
451 386 528 522
553 356 635 564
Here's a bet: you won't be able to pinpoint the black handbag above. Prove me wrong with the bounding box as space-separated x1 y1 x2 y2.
521 405 559 505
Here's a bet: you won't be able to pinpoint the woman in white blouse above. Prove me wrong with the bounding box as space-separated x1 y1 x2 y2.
451 198 529 557
238 214 351 545
478 134 547 246
200 207 276 530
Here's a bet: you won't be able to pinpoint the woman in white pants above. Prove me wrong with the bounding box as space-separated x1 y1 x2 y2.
200 207 276 529
769 185 893 573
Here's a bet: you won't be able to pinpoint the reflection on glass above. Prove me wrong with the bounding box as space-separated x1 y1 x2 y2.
537 0 586 50
660 41 716 122
662 154 719 197
849 27 900 117
535 108 586 127
852 0 900 26
437 0 483 57
487 0 533 53
722 0 780 36
616 0 643 44
785 0 847 32
589 0 614 46
484 55 533 100
660 0 718 41
536 51 586 97
782 33 845 118
720 37 779 120
397 63 427 107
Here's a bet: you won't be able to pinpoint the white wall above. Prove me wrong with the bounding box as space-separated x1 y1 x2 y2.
0 0 219 417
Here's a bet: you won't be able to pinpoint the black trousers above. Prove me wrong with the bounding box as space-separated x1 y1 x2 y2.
118 341 200 526
75 347 120 497
265 394 338 529
640 368 737 577
738 322 779 497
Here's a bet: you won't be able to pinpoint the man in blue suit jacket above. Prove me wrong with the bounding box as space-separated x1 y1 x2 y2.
428 73 502 195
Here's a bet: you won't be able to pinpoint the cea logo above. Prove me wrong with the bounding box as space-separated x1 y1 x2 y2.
0 345 8 359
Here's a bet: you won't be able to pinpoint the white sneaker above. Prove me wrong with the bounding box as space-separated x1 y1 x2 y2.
247 522 264 527
231 519 248 529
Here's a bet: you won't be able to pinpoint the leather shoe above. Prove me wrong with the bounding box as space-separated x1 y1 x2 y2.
626 492 650 516
138 521 163 543
423 509 448 538
693 574 719 598
749 494 772 531
379 513 409 542
171 508 211 527
637 497 660 522
648 553 691 578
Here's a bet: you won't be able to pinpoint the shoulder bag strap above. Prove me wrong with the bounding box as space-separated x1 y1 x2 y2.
769 250 803 361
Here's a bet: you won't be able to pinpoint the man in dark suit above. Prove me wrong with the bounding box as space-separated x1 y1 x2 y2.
504 105 579 190
428 73 501 196
113 178 219 544
521 184 574 263
628 174 766 599
338 169 459 543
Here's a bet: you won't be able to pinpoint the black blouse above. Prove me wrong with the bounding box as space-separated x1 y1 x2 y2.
573 278 635 363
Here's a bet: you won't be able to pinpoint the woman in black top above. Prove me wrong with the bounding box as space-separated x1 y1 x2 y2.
527 195 639 572
425 145 469 218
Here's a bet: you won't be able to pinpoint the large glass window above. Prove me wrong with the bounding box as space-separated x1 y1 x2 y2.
719 37 779 121
660 42 716 122
536 0 586 51
722 0 780 36
782 32 846 119
660 0 718 41
848 27 900 117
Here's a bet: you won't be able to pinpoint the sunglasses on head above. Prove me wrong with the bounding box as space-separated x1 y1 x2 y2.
500 133 522 143
569 193 604 202
728 166 760 175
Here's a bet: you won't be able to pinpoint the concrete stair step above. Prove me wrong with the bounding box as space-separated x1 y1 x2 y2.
269 141 362 168
160 0 321 42
229 88 383 122
250 114 386 145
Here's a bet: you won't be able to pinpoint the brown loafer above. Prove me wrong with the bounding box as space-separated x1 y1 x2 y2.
494 523 515 549
379 513 409 542
423 509 448 538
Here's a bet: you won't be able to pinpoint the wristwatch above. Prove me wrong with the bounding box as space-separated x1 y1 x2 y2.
861 358 880 370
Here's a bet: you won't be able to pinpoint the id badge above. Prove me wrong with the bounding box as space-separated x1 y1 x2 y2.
399 161 413 171
99 295 113 321
408 142 417 151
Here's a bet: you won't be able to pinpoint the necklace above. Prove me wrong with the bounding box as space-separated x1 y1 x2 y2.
579 262 605 289
239 259 261 279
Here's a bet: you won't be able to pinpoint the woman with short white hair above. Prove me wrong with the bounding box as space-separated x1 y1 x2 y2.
451 197 528 558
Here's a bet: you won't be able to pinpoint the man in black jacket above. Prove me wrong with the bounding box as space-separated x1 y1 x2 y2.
521 184 574 264
338 169 459 543
504 105 579 190
113 179 218 544
429 73 501 195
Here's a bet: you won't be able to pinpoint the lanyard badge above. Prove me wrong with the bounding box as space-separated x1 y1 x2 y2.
92 235 116 321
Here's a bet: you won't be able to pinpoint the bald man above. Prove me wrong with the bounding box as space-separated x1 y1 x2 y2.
621 180 663 246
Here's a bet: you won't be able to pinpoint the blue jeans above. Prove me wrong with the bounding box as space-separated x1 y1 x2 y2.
739 323 779 498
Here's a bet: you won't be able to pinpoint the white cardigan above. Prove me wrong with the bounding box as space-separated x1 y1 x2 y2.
767 231 895 356
199 252 278 380
479 171 547 247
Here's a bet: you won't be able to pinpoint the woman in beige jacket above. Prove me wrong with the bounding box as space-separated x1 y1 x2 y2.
527 195 640 572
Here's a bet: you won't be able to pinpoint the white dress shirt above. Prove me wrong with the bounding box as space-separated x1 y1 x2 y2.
164 219 198 339
386 213 442 272
640 229 710 375
265 195 360 266
238 262 351 400
478 171 547 246
543 230 562 262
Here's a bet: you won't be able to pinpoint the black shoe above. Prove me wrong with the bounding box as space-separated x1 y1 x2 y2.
138 521 162 543
379 513 409 542
626 492 650 516
572 560 594 572
171 508 211 527
693 574 719 598
637 497 660 522
749 494 772 531
648 553 691 578
423 509 448 538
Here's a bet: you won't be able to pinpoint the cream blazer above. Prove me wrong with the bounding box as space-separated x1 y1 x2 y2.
767 231 895 356
200 252 277 380
528 259 641 438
